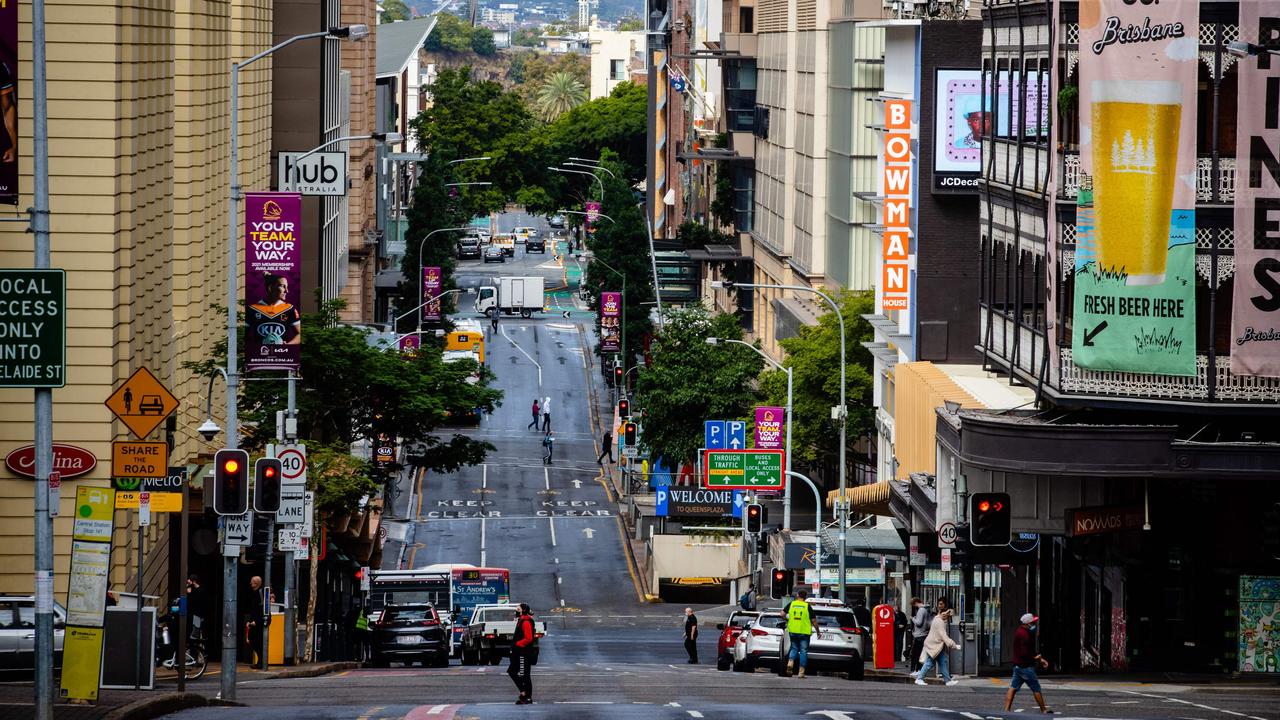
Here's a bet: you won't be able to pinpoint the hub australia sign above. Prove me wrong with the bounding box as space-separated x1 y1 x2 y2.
278 151 348 196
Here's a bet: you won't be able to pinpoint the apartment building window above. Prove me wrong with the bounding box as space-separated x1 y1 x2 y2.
724 59 757 132
610 59 626 81
739 7 753 33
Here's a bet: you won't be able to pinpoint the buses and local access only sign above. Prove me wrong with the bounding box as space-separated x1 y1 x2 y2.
702 449 785 490
0 269 65 388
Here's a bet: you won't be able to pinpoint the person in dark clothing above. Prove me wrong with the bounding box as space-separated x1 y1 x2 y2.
851 596 872 634
894 606 910 662
490 312 499 333
683 607 699 663
508 603 537 704
1006 613 1052 713
597 430 614 464
244 575 267 666
528 399 540 430
185 573 208 642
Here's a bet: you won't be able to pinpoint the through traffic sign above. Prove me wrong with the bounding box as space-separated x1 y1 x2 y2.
702 449 785 490
104 367 179 439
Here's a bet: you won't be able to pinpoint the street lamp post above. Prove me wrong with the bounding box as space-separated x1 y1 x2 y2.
565 160 618 180
713 280 848 602
222 23 368 701
577 252 627 374
786 470 823 593
706 337 793 530
549 166 604 202
416 227 470 332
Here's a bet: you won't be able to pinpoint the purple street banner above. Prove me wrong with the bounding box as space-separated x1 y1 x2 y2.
1230 0 1280 377
1070 0 1198 376
245 192 302 371
754 406 785 450
422 266 442 323
0 0 17 204
585 201 601 231
399 334 421 355
600 291 621 353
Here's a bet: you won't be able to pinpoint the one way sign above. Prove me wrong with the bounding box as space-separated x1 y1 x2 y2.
222 514 253 556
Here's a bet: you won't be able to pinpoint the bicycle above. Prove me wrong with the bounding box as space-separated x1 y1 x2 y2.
157 620 209 680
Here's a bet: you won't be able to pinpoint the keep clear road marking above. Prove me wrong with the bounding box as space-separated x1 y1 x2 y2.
501 323 542 387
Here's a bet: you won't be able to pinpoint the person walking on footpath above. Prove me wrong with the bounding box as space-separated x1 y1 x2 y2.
1006 613 1053 714
597 429 614 464
541 396 552 432
542 431 555 465
909 597 931 672
915 605 960 686
784 588 816 677
894 604 910 664
683 607 699 663
528 398 540 430
508 603 538 704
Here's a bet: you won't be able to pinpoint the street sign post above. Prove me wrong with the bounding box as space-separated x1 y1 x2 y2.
0 269 65 388
702 449 785 490
725 421 746 449
104 367 179 439
704 421 726 450
277 444 307 487
223 514 253 556
111 442 168 479
937 521 958 548
276 492 305 524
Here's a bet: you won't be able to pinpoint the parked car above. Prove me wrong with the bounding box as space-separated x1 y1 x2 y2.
715 609 759 671
775 599 864 680
483 244 506 263
460 603 547 666
370 603 449 668
732 611 786 672
0 596 66 672
457 237 481 259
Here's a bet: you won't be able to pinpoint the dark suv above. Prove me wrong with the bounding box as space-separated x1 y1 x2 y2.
525 234 546 253
370 603 449 668
456 237 481 259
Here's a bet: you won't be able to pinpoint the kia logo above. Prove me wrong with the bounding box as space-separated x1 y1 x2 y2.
5 443 98 479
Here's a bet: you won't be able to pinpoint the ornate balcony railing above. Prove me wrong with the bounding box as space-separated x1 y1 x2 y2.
1059 152 1235 204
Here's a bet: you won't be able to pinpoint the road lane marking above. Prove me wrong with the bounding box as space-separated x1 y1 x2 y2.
356 706 385 720
501 323 542 386
688 712 704 718
480 464 488 567
1119 690 1269 720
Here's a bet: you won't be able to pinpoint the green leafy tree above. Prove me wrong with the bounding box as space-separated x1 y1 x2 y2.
616 15 644 31
470 26 497 56
674 220 734 251
757 290 876 464
425 12 476 53
545 82 647 175
535 71 588 122
512 27 541 47
183 299 503 474
380 0 412 23
307 444 380 518
510 52 590 107
633 307 764 466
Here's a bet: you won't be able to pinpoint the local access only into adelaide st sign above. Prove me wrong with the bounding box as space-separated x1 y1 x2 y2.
0 269 65 388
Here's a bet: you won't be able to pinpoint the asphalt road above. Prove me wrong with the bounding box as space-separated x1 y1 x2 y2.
162 214 1280 719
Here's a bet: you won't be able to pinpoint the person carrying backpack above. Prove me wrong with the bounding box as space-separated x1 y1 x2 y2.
509 603 538 704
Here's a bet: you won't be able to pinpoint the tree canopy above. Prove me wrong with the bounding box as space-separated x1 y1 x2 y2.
535 71 588 122
757 290 876 464
544 81 647 173
633 307 764 466
380 0 412 23
425 13 496 56
616 15 644 31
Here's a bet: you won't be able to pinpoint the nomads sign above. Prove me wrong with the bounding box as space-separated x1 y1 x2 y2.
1070 0 1199 375
881 99 912 312
245 192 302 371
1230 1 1280 377
1067 505 1144 537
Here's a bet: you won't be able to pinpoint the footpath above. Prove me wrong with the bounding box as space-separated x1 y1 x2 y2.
0 661 357 720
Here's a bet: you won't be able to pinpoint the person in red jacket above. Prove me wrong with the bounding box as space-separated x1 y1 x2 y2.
508 603 537 704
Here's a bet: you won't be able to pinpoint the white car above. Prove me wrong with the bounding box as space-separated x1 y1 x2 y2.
732 611 786 672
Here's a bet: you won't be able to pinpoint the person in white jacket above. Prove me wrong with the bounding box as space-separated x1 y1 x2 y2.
915 607 960 686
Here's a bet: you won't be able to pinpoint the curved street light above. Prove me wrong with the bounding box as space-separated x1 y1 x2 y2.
417 227 472 331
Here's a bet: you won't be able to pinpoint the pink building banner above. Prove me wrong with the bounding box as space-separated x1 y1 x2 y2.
422 266 443 323
754 406 785 450
245 192 302 371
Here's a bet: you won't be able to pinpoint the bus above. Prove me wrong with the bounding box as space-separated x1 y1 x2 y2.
369 565 511 655
445 319 485 364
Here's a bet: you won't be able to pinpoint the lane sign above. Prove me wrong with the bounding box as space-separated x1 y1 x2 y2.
702 449 785 490
726 420 746 449
704 421 726 450
0 269 66 388
111 441 168 479
276 492 305 524
104 367 179 439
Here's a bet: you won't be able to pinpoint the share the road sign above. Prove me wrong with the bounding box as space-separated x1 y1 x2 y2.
702 449 785 490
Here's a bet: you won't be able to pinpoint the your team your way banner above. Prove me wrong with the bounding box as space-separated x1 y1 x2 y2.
246 192 302 371
1071 0 1198 376
0 0 15 204
1230 0 1280 377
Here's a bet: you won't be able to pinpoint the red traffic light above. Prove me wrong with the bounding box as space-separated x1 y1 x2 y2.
978 500 991 512
223 459 240 474
263 466 276 478
747 505 761 517
773 569 785 582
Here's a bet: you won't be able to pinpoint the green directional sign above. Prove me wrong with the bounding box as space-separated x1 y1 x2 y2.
702 449 785 490
0 269 65 388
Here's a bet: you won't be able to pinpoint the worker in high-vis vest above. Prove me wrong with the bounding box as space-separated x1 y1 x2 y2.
784 588 816 677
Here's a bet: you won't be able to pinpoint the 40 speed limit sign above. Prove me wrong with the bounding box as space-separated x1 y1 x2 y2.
276 444 307 487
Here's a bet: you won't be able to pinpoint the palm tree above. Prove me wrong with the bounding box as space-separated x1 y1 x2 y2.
536 72 588 122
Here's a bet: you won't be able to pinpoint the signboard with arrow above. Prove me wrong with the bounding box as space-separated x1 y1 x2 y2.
223 514 253 556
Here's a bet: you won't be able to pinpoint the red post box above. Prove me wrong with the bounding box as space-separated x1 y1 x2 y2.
872 603 897 669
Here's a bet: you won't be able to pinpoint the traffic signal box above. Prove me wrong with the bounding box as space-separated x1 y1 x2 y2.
970 492 1012 546
745 502 764 533
213 448 250 516
618 398 630 418
254 457 283 513
623 421 637 446
613 366 623 387
771 568 793 599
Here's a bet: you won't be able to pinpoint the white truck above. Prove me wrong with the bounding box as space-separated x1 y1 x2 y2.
475 276 545 319
459 603 547 665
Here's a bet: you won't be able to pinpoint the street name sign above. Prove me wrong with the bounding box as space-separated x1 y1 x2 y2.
0 269 65 387
104 367 179 439
702 449 785 490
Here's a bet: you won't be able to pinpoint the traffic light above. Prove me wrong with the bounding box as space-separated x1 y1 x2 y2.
745 502 764 533
213 448 250 516
970 492 1012 546
253 457 283 513
618 398 630 418
613 366 623 387
770 568 793 599
623 421 637 446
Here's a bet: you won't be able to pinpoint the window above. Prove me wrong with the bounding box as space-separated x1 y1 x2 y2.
610 59 626 81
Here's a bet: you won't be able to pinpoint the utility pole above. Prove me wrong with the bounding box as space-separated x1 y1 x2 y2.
31 0 54 715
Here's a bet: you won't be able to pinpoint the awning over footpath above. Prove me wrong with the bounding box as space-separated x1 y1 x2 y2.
826 480 894 516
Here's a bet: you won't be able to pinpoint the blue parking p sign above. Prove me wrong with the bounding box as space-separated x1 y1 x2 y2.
655 487 669 517
704 420 726 449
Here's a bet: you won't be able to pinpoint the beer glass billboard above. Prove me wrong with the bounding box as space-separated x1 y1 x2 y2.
245 192 302 372
1230 0 1280 378
1070 0 1198 375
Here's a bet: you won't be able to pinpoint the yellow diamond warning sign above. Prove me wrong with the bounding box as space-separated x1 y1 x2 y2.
104 367 179 439
111 441 168 479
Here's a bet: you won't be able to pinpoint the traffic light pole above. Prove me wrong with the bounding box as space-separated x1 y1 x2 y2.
261 517 274 670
